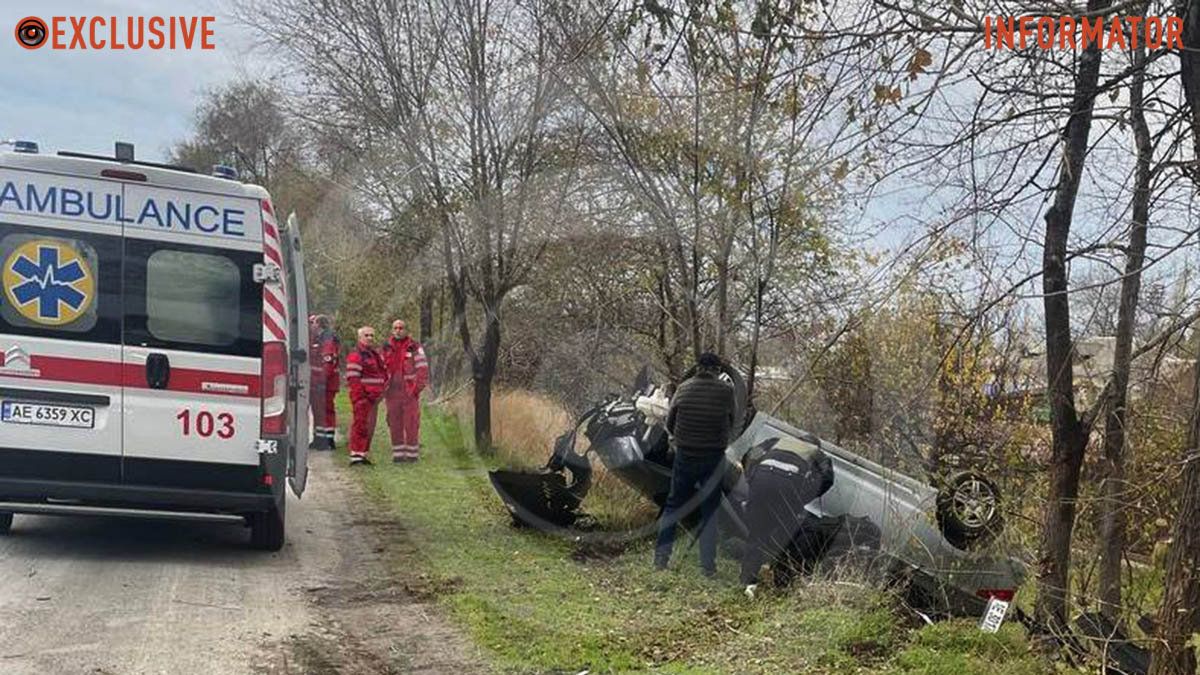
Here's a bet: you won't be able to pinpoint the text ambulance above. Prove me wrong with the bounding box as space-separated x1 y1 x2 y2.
0 141 312 550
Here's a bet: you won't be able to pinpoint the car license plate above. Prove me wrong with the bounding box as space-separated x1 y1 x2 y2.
1 400 95 429
979 598 1010 633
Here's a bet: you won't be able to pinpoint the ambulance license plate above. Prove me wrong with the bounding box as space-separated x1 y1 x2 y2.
1 401 95 429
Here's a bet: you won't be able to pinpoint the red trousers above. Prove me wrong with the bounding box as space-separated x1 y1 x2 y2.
310 382 337 446
349 395 381 457
385 386 421 460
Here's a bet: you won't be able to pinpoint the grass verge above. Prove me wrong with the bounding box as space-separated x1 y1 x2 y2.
334 396 1072 674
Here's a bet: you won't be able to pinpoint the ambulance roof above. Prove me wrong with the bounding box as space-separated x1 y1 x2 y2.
0 147 271 202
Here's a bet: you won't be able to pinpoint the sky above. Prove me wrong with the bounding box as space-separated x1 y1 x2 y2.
2 0 1190 311
0 0 266 163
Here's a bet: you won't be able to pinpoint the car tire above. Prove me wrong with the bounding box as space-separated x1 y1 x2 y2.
250 505 285 551
936 470 1002 549
0 512 12 535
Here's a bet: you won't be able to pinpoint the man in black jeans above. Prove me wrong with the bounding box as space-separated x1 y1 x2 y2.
654 352 737 577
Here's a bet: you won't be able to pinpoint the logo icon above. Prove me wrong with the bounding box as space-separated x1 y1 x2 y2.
0 346 40 377
3 240 95 326
14 17 46 49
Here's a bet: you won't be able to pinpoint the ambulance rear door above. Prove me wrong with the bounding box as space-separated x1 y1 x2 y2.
0 168 124 484
119 184 265 491
281 212 309 497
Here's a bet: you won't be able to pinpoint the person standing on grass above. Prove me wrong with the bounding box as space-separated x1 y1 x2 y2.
346 326 388 466
308 314 341 451
654 352 737 577
382 319 429 463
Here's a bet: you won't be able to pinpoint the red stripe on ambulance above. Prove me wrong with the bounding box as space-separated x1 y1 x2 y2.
0 354 261 397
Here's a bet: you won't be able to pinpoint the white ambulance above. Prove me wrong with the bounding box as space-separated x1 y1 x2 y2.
0 140 311 551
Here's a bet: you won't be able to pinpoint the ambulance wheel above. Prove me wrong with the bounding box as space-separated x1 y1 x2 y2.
250 506 285 551
0 512 12 534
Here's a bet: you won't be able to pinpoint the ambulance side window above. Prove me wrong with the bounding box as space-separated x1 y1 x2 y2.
0 223 121 344
123 239 262 358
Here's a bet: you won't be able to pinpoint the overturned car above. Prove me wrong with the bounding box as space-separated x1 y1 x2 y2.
489 366 1026 617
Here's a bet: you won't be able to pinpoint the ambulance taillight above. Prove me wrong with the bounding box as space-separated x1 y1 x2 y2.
261 341 288 435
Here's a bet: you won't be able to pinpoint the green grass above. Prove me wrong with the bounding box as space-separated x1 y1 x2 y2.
887 621 1067 675
332 397 1072 674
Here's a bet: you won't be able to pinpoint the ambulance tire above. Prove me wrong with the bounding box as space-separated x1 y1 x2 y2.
250 504 285 551
0 512 11 535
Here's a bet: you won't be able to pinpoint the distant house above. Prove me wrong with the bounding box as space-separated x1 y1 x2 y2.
992 335 1194 414
754 366 792 382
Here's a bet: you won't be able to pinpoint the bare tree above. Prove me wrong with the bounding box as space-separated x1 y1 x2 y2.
244 0 581 451
171 80 299 185
556 0 846 386
1150 0 1200 670
1098 18 1154 620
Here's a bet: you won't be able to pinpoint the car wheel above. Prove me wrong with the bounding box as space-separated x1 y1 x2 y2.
936 470 1002 549
250 505 285 551
0 512 12 535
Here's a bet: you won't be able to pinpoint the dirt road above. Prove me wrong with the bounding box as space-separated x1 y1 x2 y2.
0 453 482 674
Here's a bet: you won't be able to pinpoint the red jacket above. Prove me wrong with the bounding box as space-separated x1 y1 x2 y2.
383 336 429 396
309 328 341 392
346 346 388 402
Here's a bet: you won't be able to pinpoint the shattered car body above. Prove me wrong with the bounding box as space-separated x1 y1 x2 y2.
489 367 1026 617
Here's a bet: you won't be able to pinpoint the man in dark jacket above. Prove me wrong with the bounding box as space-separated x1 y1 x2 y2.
654 352 737 577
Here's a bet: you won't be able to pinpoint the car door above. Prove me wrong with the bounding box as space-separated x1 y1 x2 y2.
120 186 265 491
282 212 309 497
0 170 124 484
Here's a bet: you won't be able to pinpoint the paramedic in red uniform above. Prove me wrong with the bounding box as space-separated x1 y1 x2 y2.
308 314 341 451
383 319 429 463
346 326 388 466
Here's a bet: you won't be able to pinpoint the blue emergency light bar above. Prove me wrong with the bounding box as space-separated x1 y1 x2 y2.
212 164 238 180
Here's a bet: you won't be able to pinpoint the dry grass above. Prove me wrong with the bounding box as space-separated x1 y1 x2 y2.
446 388 657 530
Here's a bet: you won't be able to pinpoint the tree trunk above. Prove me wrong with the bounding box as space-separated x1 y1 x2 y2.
747 278 766 403
687 243 702 358
659 251 688 381
1149 2 1200 671
419 284 435 343
715 256 729 358
1148 357 1200 675
689 47 703 360
473 370 494 454
472 308 502 453
1179 0 1200 162
1098 31 1152 620
656 271 684 383
1035 0 1110 634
